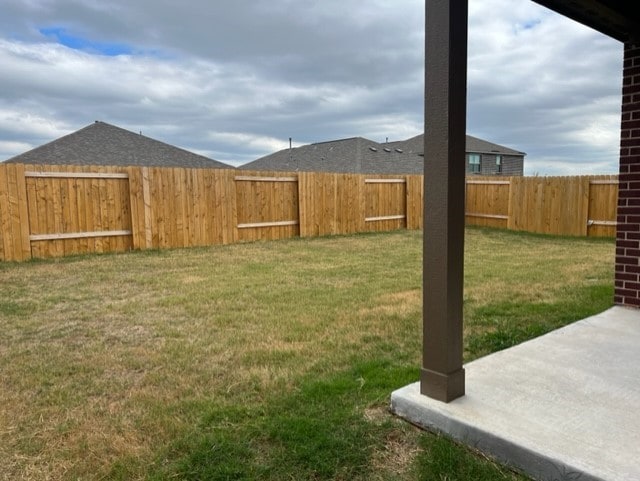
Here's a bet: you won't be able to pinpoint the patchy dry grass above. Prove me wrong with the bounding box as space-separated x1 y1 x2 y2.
0 227 614 480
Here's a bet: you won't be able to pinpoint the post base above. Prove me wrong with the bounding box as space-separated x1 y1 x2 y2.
420 367 465 402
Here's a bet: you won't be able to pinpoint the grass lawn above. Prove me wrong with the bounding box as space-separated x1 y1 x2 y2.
0 227 614 480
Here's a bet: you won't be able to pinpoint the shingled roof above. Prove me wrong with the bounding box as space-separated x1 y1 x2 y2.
240 137 425 175
4 121 232 169
241 133 524 174
386 134 526 157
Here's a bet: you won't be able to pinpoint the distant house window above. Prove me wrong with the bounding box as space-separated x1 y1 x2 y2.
468 154 481 173
496 155 502 173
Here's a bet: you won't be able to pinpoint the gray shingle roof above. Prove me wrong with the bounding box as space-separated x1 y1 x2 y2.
240 137 425 175
240 133 525 174
387 134 526 156
4 121 233 169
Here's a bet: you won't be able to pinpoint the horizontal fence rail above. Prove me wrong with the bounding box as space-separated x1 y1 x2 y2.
0 163 619 262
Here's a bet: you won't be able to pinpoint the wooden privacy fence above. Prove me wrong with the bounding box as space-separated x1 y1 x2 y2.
464 175 619 237
0 163 618 262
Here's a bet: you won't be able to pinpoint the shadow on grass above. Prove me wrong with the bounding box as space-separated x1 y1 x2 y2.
465 284 613 361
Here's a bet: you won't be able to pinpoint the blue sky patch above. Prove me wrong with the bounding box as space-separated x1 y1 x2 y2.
520 18 542 30
39 26 134 56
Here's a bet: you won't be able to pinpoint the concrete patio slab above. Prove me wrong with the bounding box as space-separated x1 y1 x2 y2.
390 306 640 481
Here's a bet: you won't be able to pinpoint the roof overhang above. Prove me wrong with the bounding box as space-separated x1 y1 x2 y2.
532 0 640 42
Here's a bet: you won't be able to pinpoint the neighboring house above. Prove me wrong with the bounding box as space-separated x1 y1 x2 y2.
465 135 525 175
4 121 233 169
385 134 525 176
241 133 525 175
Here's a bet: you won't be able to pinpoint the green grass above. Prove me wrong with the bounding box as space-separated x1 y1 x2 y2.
0 227 614 480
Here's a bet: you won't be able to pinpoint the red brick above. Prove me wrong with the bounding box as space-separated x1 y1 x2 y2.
616 271 638 281
616 288 639 298
618 240 640 248
621 296 640 307
621 139 640 148
620 172 640 181
622 103 640 113
616 223 640 232
618 207 640 215
617 190 640 200
624 84 640 95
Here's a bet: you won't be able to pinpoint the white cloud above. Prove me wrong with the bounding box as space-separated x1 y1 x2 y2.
0 0 627 174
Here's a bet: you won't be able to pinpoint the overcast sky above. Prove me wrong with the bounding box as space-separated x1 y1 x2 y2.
0 0 624 174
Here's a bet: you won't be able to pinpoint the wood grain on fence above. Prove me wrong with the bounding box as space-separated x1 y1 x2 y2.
508 176 591 236
0 164 623 262
298 172 367 237
143 167 238 249
406 175 423 230
22 165 133 258
364 177 407 232
0 163 31 261
235 172 299 242
587 176 618 237
465 178 510 229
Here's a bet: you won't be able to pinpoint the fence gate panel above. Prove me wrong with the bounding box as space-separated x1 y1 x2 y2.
24 170 133 258
364 178 407 232
465 179 510 228
234 175 300 242
587 177 618 237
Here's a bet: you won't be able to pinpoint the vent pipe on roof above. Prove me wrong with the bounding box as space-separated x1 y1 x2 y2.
289 137 296 171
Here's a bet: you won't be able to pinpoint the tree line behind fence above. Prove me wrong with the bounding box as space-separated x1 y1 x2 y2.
0 163 618 262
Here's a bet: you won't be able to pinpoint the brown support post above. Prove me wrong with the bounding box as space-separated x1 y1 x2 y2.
421 0 467 402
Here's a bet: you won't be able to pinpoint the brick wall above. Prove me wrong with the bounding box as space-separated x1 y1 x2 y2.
615 42 640 307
